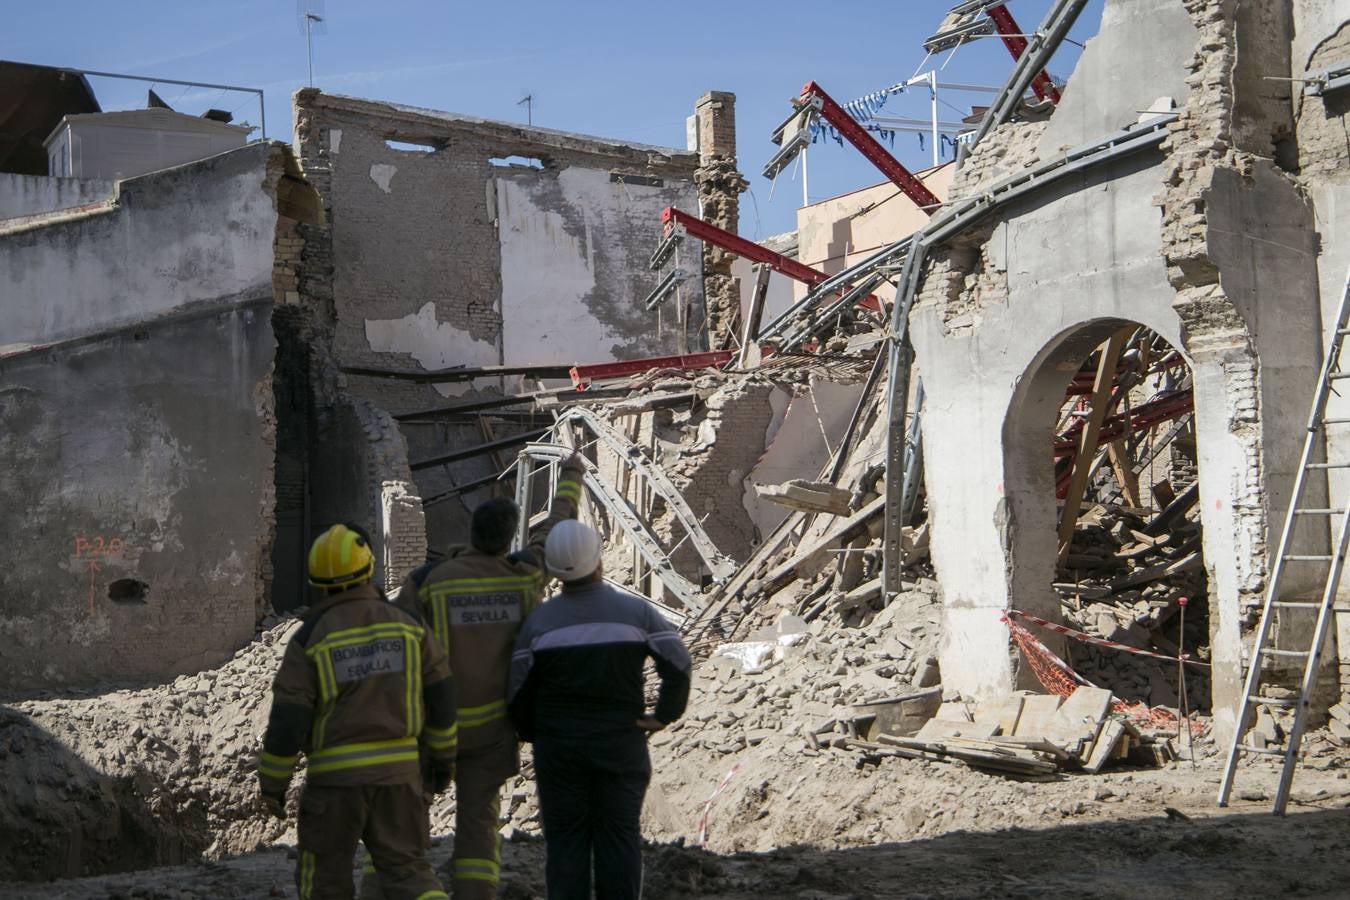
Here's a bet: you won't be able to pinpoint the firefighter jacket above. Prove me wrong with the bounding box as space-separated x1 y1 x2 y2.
397 456 585 753
257 583 457 794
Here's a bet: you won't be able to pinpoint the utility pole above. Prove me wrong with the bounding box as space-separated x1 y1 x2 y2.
517 94 533 126
304 12 324 87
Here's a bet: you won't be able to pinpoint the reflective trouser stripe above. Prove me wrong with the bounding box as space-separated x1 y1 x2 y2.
458 699 507 728
308 737 420 774
298 849 316 899
258 750 297 780
454 858 501 883
361 849 377 875
423 721 459 752
413 892 449 899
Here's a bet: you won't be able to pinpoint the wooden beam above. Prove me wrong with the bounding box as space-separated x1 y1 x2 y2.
1057 328 1132 566
1107 437 1143 508
737 263 772 369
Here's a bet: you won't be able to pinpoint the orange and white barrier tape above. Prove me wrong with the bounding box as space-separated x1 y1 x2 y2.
1006 608 1209 668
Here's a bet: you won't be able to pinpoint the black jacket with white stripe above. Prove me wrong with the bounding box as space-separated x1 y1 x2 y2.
507 579 691 742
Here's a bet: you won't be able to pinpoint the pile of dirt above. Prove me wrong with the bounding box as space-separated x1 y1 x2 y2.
0 616 297 881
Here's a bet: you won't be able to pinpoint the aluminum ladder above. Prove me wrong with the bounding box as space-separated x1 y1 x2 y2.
1217 267 1350 815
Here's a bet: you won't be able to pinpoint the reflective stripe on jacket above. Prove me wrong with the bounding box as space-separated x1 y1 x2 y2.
258 583 455 791
399 459 584 752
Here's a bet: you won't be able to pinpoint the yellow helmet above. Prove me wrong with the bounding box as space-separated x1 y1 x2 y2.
308 524 375 590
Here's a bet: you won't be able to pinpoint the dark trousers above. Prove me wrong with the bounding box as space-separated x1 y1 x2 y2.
296 782 446 900
533 731 651 900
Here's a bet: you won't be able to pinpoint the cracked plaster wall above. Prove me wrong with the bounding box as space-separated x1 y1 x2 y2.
293 90 702 551
0 144 285 691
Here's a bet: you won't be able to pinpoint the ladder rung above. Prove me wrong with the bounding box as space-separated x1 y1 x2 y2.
1294 508 1346 515
1284 555 1335 560
1247 695 1298 707
1260 648 1310 657
1273 601 1322 609
1305 462 1350 469
1239 744 1285 756
1329 373 1350 380
1321 419 1350 425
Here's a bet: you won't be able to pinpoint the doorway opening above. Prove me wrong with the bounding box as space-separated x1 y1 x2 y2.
1049 324 1209 713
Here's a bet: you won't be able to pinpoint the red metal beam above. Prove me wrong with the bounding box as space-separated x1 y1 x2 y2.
1053 390 1194 498
663 207 827 286
801 81 941 213
985 3 1062 104
663 207 880 312
569 350 735 389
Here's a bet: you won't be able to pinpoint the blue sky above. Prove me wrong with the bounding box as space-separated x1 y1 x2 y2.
8 0 1104 236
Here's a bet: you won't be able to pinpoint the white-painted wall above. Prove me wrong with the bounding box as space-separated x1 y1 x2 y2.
0 145 277 350
0 173 114 221
496 166 698 366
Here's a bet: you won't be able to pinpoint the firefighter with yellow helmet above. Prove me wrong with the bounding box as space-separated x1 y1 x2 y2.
258 523 457 900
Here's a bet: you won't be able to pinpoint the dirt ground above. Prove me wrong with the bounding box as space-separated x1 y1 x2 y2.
6 597 1350 898
6 751 1350 899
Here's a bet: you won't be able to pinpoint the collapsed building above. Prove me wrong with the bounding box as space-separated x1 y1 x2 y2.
6 0 1350 888
0 66 730 690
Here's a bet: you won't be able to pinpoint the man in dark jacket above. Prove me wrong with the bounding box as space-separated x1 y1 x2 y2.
507 520 691 900
259 523 456 900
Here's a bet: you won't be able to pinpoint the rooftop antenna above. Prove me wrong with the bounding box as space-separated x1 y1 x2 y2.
297 1 327 88
517 93 534 126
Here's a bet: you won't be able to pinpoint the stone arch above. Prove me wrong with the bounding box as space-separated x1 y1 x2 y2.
1001 317 1210 708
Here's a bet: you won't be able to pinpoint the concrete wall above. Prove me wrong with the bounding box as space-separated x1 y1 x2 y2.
1295 2 1350 694
742 378 864 538
0 173 114 222
1036 0 1197 154
913 158 1189 701
0 143 285 691
295 91 700 397
0 145 279 351
909 0 1326 735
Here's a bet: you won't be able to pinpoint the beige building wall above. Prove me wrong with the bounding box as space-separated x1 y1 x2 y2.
795 163 956 306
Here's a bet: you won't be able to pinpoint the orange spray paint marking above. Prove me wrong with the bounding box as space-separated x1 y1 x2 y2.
86 559 101 616
73 535 126 616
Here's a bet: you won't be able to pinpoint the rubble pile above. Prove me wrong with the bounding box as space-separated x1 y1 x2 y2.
1055 500 1210 711
0 618 296 880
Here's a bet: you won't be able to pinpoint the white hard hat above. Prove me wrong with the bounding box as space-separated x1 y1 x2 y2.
545 520 602 581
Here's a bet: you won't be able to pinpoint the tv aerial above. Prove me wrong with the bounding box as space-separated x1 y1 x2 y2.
297 1 328 87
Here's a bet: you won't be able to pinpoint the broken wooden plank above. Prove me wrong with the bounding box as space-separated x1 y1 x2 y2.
1058 329 1134 566
914 718 997 741
1013 694 1064 738
1084 718 1127 774
881 735 1058 775
1143 481 1198 536
1043 686 1113 758
973 695 1025 736
756 496 885 600
757 479 853 516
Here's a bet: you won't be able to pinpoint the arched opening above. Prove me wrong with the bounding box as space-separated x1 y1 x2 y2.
999 316 1213 715
1046 324 1210 713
